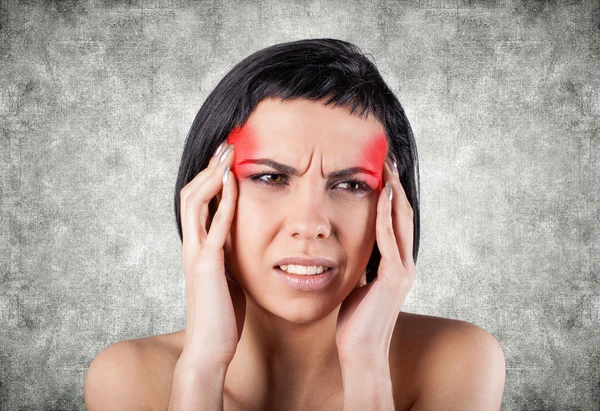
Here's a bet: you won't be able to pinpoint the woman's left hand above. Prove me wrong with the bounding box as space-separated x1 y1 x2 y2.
335 156 416 366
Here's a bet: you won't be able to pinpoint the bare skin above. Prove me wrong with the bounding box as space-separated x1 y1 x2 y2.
84 98 506 410
86 311 502 410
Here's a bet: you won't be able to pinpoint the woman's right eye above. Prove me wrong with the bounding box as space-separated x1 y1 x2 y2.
249 173 287 188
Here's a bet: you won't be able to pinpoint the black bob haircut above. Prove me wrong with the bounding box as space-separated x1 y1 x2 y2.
174 38 420 283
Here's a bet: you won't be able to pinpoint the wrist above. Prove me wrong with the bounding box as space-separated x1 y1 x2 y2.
341 358 394 411
175 364 227 389
341 356 391 381
339 350 389 370
175 352 231 378
168 360 229 411
177 343 235 370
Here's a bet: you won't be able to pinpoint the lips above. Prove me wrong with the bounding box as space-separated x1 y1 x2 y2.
274 265 338 291
273 256 337 269
277 265 332 275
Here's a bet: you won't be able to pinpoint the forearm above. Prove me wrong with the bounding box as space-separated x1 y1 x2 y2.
341 358 395 411
167 360 228 411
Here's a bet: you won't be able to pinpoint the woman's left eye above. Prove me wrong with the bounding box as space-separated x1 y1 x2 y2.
249 173 371 193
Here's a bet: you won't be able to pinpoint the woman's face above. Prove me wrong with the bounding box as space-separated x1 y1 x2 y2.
222 97 389 323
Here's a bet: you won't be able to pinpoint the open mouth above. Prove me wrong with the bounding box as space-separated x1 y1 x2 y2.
275 266 333 276
274 265 337 291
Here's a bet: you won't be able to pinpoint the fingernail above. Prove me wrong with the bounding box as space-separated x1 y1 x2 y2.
223 165 230 184
219 144 234 163
214 142 226 157
386 181 393 201
386 158 398 177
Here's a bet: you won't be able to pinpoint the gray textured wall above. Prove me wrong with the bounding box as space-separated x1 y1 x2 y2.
1 0 598 410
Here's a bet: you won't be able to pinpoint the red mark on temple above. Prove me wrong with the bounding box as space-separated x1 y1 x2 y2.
359 131 388 192
226 123 259 178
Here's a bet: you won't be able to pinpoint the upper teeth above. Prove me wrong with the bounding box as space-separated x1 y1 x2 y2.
279 265 331 275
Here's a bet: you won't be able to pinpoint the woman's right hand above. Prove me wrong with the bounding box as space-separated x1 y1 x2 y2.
178 142 243 369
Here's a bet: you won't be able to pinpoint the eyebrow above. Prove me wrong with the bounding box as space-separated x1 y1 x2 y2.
237 158 377 179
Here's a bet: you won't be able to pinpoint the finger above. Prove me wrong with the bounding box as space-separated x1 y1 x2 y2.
204 149 238 250
187 142 229 194
183 144 234 251
375 173 403 282
384 157 415 270
180 142 228 234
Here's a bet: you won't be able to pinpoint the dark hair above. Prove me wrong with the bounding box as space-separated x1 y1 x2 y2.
174 38 420 283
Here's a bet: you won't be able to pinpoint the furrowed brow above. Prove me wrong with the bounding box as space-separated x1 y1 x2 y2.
238 159 377 178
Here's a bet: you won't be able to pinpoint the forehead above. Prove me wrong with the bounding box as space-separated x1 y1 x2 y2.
232 98 386 153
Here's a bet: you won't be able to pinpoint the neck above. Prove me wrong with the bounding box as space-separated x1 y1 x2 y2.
224 296 344 407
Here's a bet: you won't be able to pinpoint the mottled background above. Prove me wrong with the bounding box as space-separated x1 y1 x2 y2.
1 0 598 409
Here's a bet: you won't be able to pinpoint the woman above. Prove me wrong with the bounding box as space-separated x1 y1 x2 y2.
85 38 506 410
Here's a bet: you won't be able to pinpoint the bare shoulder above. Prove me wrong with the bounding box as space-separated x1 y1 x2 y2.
391 312 506 411
84 332 183 411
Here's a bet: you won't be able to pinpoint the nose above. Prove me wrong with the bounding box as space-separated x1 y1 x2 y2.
285 178 331 241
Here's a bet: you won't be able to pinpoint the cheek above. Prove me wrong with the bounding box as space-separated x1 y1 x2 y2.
332 202 378 271
339 206 376 242
230 191 272 237
235 183 277 211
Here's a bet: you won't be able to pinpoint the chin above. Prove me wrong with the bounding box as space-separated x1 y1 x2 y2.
251 292 339 325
